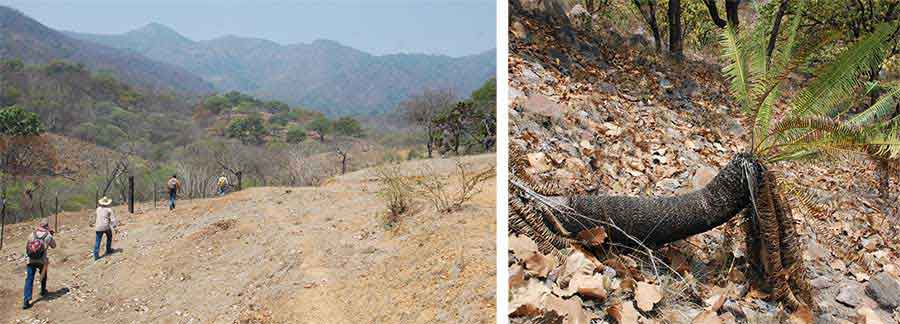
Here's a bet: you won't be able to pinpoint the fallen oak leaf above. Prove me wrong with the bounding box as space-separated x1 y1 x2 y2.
608 301 639 324
509 278 550 318
510 234 557 278
692 310 723 324
635 281 663 312
543 295 595 324
576 227 607 246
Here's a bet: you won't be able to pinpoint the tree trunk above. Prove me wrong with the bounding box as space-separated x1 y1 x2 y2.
766 0 789 67
633 0 663 51
668 0 683 59
128 176 135 214
725 0 740 27
0 196 5 250
563 153 759 246
703 0 727 28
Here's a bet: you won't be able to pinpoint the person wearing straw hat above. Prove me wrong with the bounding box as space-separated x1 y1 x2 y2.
23 219 56 310
216 173 229 196
93 197 117 261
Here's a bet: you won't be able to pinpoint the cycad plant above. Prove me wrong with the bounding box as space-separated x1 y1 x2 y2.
714 14 900 311
509 10 900 314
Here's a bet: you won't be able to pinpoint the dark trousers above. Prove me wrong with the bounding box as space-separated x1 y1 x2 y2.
94 230 113 260
23 264 47 303
169 189 177 210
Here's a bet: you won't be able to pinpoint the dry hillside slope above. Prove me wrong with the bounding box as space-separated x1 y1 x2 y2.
0 154 496 323
509 2 900 323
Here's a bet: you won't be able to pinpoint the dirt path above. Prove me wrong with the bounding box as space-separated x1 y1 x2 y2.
0 155 496 323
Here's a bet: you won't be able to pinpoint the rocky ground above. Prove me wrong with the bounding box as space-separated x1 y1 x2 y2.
0 154 496 323
508 2 900 323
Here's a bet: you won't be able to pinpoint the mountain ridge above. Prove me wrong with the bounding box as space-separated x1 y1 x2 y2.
67 22 496 116
0 6 215 95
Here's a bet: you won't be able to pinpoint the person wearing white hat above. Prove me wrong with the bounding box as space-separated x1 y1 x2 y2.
93 197 117 260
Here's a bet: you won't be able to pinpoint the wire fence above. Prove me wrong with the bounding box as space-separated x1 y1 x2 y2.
0 173 242 251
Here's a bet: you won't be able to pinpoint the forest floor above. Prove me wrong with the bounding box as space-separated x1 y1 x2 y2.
0 154 496 323
508 2 900 324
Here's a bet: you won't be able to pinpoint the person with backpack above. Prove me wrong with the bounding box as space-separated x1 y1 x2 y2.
93 196 117 260
167 175 181 210
23 219 56 310
216 174 229 196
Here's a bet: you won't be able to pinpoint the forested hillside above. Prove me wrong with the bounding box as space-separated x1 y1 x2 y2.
0 52 495 225
0 6 213 94
69 24 496 116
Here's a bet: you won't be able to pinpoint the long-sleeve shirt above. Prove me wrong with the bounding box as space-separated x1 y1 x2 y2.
95 207 118 232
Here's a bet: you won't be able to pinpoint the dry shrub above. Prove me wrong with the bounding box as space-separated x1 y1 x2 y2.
416 159 495 213
374 163 414 227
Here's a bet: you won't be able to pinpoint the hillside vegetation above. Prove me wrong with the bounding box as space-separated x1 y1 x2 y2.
69 23 496 116
0 6 213 95
0 155 496 323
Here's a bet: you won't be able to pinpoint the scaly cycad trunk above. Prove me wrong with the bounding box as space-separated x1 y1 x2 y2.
510 151 817 312
564 153 757 245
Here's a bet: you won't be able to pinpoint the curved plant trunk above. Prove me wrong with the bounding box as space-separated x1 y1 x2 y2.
563 153 759 246
510 150 817 312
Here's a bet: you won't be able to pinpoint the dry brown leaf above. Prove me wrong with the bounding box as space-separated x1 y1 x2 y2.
510 234 557 278
789 306 815 324
509 278 549 318
510 264 526 290
692 310 723 324
554 274 608 301
718 313 737 324
856 307 885 324
608 301 639 324
543 295 594 324
635 281 663 312
576 227 607 246
557 251 595 287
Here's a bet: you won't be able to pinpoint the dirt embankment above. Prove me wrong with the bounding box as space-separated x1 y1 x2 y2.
0 154 496 323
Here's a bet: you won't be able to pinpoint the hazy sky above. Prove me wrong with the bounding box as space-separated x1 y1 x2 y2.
5 0 496 57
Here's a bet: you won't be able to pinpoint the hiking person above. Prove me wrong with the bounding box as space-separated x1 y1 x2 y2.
167 175 181 210
216 174 229 196
93 197 117 260
23 219 56 310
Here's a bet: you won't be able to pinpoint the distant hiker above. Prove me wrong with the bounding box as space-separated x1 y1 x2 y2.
167 175 181 210
217 174 229 196
23 219 56 310
93 197 118 260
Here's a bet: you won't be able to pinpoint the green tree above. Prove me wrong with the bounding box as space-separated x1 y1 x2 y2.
226 115 268 145
333 116 364 138
471 78 496 104
0 106 44 136
265 101 290 114
286 126 307 143
307 116 333 143
202 95 230 114
0 86 21 108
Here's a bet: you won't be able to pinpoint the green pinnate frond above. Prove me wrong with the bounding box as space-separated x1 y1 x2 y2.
789 23 894 118
849 85 900 126
720 25 754 114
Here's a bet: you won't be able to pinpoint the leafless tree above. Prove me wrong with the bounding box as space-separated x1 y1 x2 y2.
400 88 456 158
